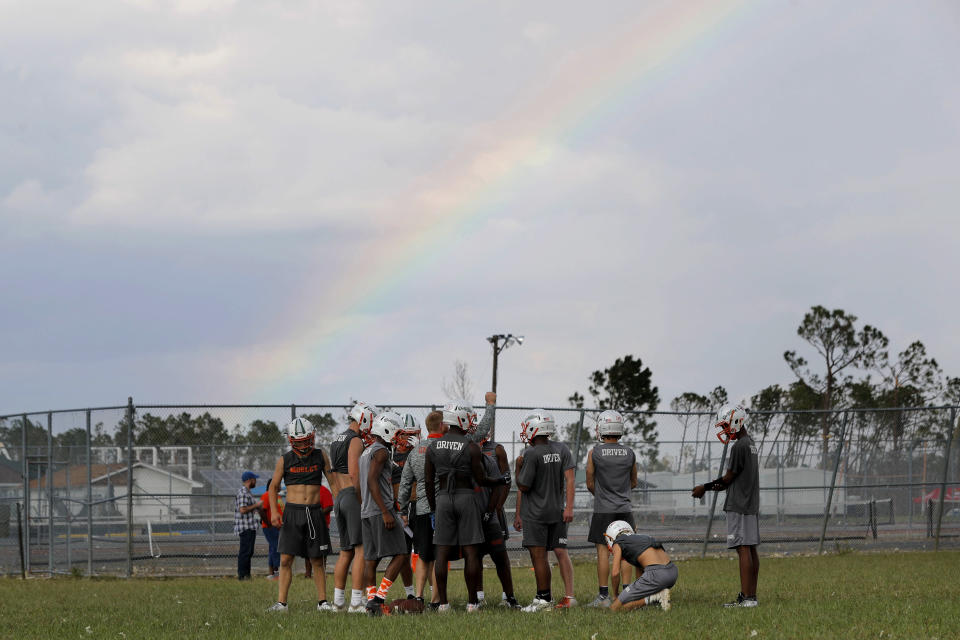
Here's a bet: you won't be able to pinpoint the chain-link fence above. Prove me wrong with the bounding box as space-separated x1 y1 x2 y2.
0 401 957 577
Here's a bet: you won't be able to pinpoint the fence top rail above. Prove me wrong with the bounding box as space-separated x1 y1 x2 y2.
2 403 958 421
0 406 128 420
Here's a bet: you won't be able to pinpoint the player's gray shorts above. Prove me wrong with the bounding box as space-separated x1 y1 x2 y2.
725 511 760 548
434 490 484 547
334 487 363 550
617 562 678 604
361 514 408 561
521 520 567 550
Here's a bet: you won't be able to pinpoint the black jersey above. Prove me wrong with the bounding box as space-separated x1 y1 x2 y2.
283 448 325 486
426 431 474 492
329 428 359 474
391 449 411 485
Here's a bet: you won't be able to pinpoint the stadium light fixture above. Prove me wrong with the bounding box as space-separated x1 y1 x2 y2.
487 333 525 394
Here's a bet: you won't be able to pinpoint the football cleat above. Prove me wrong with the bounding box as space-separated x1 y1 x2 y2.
723 592 746 608
347 604 366 613
436 603 452 613
554 596 577 609
521 598 553 612
466 602 482 612
587 594 611 608
647 589 671 611
501 596 521 609
266 602 288 613
317 601 336 612
741 596 758 608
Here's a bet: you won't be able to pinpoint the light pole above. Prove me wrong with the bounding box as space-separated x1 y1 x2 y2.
487 334 524 394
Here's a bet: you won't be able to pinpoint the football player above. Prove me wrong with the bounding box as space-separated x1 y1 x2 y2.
424 402 508 612
604 521 675 612
359 411 411 616
692 405 760 608
328 401 377 612
585 410 638 608
266 417 334 612
471 396 520 608
397 410 443 607
514 411 575 612
389 414 421 600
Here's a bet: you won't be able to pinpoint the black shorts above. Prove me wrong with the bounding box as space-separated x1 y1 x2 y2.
278 503 331 558
434 490 484 547
588 512 636 545
412 513 435 563
334 487 363 550
479 513 506 556
522 520 567 551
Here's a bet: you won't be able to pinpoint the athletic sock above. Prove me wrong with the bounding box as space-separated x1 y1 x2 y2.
599 586 609 597
405 584 415 598
350 589 363 607
366 586 376 602
536 589 551 602
333 588 345 607
477 590 485 601
376 577 393 600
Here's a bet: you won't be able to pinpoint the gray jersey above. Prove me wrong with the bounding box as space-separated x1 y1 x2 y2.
724 433 759 515
397 438 434 515
617 533 662 568
359 441 395 518
591 442 636 513
517 441 572 523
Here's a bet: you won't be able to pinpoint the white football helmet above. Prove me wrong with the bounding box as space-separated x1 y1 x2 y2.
715 404 747 444
285 417 316 455
370 411 403 445
349 401 378 430
394 413 422 454
442 403 474 431
604 520 635 550
595 409 626 440
519 410 556 443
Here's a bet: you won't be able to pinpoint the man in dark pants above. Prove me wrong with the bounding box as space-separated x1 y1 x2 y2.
425 402 507 612
692 404 760 608
234 471 260 580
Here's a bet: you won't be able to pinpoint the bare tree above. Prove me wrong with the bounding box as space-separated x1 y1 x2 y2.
442 360 475 403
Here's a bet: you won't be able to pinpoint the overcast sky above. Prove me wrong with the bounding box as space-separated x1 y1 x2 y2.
2 0 959 435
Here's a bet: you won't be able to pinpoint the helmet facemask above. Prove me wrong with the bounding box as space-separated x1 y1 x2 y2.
714 405 746 444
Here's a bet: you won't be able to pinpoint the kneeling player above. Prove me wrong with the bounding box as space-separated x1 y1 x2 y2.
359 412 410 616
605 521 675 612
267 417 334 612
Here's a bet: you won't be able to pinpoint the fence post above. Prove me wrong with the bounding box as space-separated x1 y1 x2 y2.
21 414 29 574
47 411 53 576
700 440 730 558
126 397 135 578
17 502 25 580
934 407 957 551
573 410 585 469
291 404 296 420
818 411 849 554
86 409 93 577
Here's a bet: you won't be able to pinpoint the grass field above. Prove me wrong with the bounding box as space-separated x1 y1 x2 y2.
2 552 958 639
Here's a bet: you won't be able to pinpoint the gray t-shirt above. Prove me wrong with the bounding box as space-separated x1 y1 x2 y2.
724 433 759 515
616 533 662 568
591 442 635 513
517 441 573 523
360 441 395 518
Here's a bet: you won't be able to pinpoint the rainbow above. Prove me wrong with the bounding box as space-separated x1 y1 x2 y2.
243 0 754 400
